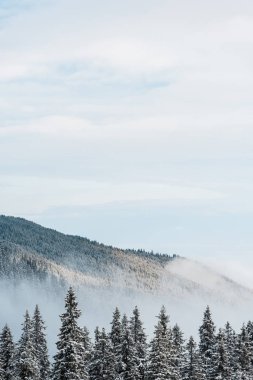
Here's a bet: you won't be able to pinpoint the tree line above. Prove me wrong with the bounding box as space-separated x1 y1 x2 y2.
0 287 252 380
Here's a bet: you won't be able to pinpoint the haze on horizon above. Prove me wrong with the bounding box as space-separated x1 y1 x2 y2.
1 0 253 285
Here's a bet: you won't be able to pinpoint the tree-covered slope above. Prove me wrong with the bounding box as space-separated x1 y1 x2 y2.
0 215 177 292
0 215 252 304
0 215 174 269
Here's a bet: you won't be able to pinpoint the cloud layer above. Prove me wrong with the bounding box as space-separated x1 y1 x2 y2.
1 0 253 268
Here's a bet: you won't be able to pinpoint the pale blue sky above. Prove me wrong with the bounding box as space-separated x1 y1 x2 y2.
1 0 253 279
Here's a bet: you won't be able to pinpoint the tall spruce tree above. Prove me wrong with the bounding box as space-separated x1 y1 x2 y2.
110 307 122 375
15 311 40 380
173 324 186 378
130 306 147 380
148 306 175 380
81 326 92 366
0 325 15 380
32 305 50 380
120 314 139 380
246 321 253 345
89 327 116 380
237 324 252 375
223 322 236 372
52 287 88 380
199 306 217 380
215 329 230 379
89 327 101 380
246 321 253 371
184 336 204 380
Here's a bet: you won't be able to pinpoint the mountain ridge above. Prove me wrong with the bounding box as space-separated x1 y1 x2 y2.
0 214 178 293
0 214 253 305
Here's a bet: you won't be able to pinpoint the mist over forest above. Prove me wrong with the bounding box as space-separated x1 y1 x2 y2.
1 215 253 358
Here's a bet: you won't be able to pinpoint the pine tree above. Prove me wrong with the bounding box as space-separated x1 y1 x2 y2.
110 307 122 376
32 305 50 380
184 336 204 380
0 325 15 380
173 324 186 378
89 328 102 380
215 329 230 379
130 306 147 380
246 321 253 345
120 314 139 379
52 287 89 380
89 328 116 380
147 306 175 380
246 321 253 372
223 322 236 372
237 324 252 375
81 326 92 366
199 306 217 380
15 311 40 380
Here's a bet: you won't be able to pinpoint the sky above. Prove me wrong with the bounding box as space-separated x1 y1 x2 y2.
1 0 253 277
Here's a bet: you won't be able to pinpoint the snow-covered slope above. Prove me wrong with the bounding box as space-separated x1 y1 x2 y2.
0 215 252 304
1 215 253 346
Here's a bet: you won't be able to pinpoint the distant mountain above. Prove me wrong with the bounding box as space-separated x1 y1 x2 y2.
0 215 252 304
1 214 253 346
0 215 176 292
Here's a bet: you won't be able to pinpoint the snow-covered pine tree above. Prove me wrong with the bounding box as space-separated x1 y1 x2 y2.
167 323 180 380
32 305 50 380
15 310 40 380
120 314 139 380
215 329 230 379
237 324 252 375
173 324 186 378
246 321 253 372
110 307 122 376
199 306 217 380
184 336 205 380
81 326 92 366
0 325 15 380
89 327 103 379
52 287 89 380
89 327 116 380
246 321 253 344
223 322 236 372
130 306 147 380
147 306 175 380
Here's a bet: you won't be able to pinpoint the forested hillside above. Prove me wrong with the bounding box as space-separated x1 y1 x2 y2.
0 215 178 292
0 215 252 303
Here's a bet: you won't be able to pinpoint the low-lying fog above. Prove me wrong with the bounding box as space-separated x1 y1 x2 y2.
2 258 253 357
